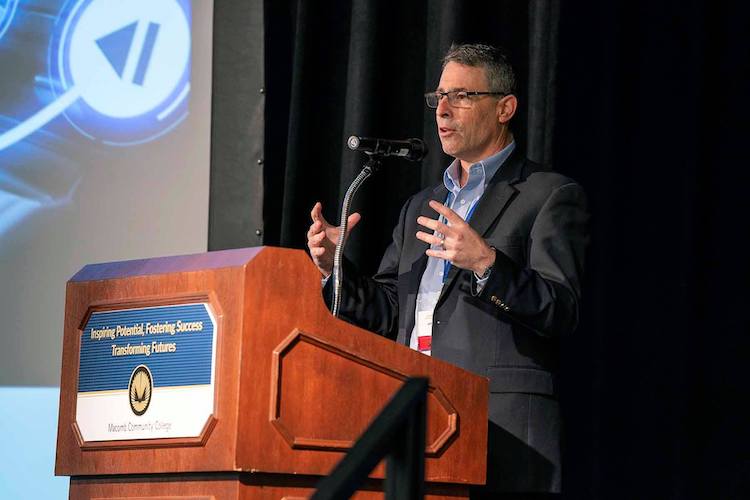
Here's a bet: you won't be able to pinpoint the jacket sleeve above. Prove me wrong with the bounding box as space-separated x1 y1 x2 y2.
478 182 589 337
323 196 415 339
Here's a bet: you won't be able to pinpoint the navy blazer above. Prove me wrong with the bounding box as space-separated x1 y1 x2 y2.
330 148 588 493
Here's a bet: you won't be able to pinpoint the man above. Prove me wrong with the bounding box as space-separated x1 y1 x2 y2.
307 44 588 496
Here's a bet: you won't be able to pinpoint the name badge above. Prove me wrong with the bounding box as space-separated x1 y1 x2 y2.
416 309 433 355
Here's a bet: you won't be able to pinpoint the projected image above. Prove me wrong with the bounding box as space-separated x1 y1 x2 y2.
0 0 19 42
0 0 192 234
1 0 190 149
47 0 191 146
0 3 209 496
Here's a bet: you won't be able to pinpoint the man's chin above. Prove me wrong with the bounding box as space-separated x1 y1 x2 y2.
439 140 460 158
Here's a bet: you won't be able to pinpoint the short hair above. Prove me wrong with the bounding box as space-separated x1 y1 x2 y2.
442 43 517 95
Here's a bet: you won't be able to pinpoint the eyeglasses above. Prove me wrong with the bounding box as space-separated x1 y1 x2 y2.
424 90 508 109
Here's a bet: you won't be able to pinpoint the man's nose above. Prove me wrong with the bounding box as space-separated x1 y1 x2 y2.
436 95 451 117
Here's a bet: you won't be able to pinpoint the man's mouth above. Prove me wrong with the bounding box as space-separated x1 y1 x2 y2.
439 126 456 136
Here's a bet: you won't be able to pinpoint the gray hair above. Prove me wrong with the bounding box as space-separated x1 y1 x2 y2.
442 43 517 95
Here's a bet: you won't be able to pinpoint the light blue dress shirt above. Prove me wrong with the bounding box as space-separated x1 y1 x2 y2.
409 141 516 355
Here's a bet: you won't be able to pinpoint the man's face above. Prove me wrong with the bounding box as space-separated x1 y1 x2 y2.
435 62 505 164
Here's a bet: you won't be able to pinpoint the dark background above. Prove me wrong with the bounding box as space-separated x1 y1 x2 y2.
211 1 749 498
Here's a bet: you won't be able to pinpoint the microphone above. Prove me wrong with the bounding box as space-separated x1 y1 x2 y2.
347 135 427 161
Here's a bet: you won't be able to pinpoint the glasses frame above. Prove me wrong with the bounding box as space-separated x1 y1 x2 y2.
424 90 508 109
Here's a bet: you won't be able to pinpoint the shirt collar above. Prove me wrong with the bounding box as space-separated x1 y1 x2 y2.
443 141 516 193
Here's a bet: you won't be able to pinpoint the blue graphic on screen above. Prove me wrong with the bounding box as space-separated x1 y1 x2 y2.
0 0 19 42
0 0 192 236
47 0 192 146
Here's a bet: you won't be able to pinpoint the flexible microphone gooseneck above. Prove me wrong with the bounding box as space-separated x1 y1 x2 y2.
331 136 427 317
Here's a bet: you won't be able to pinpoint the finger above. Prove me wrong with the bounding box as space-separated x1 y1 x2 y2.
347 212 362 231
416 215 438 231
311 202 331 227
429 200 463 225
416 215 451 235
310 246 326 257
308 231 328 246
310 202 322 222
307 220 322 238
427 247 458 263
425 248 449 261
416 230 444 246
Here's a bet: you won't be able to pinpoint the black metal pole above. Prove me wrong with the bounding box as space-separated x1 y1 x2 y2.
385 388 426 500
312 377 428 500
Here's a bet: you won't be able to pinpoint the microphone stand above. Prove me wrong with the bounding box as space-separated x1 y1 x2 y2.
331 155 382 318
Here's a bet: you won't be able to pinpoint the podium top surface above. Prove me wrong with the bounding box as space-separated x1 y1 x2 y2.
70 247 263 282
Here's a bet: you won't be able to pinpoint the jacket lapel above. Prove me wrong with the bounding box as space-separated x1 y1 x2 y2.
400 184 448 344
410 183 449 264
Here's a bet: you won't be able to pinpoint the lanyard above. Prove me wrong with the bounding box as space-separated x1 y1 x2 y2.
441 191 481 282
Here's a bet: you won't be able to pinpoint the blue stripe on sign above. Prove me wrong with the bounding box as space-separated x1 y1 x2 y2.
133 22 160 86
78 303 215 393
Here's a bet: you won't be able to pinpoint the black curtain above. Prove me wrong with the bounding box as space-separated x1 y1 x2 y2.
556 2 749 499
257 0 748 498
264 0 560 274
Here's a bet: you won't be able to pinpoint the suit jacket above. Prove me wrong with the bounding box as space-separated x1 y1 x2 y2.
330 148 588 493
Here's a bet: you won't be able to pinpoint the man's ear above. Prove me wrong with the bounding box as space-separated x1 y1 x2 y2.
496 95 518 124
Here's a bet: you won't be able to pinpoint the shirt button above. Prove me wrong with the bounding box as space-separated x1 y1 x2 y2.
460 199 466 205
436 320 441 325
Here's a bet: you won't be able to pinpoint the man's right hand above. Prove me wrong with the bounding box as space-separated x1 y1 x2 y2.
306 202 361 277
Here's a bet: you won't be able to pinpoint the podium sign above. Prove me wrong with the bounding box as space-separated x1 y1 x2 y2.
76 302 217 442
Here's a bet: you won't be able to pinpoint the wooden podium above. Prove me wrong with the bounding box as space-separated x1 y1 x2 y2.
55 247 488 499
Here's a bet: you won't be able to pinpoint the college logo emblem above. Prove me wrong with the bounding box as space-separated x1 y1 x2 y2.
128 364 152 416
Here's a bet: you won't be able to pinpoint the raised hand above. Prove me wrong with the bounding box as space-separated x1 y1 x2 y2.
415 200 495 275
306 202 361 277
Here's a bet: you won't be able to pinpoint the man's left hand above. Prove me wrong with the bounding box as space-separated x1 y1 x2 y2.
416 200 495 275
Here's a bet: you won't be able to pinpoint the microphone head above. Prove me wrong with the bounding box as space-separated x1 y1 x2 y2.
405 138 427 162
346 135 427 161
